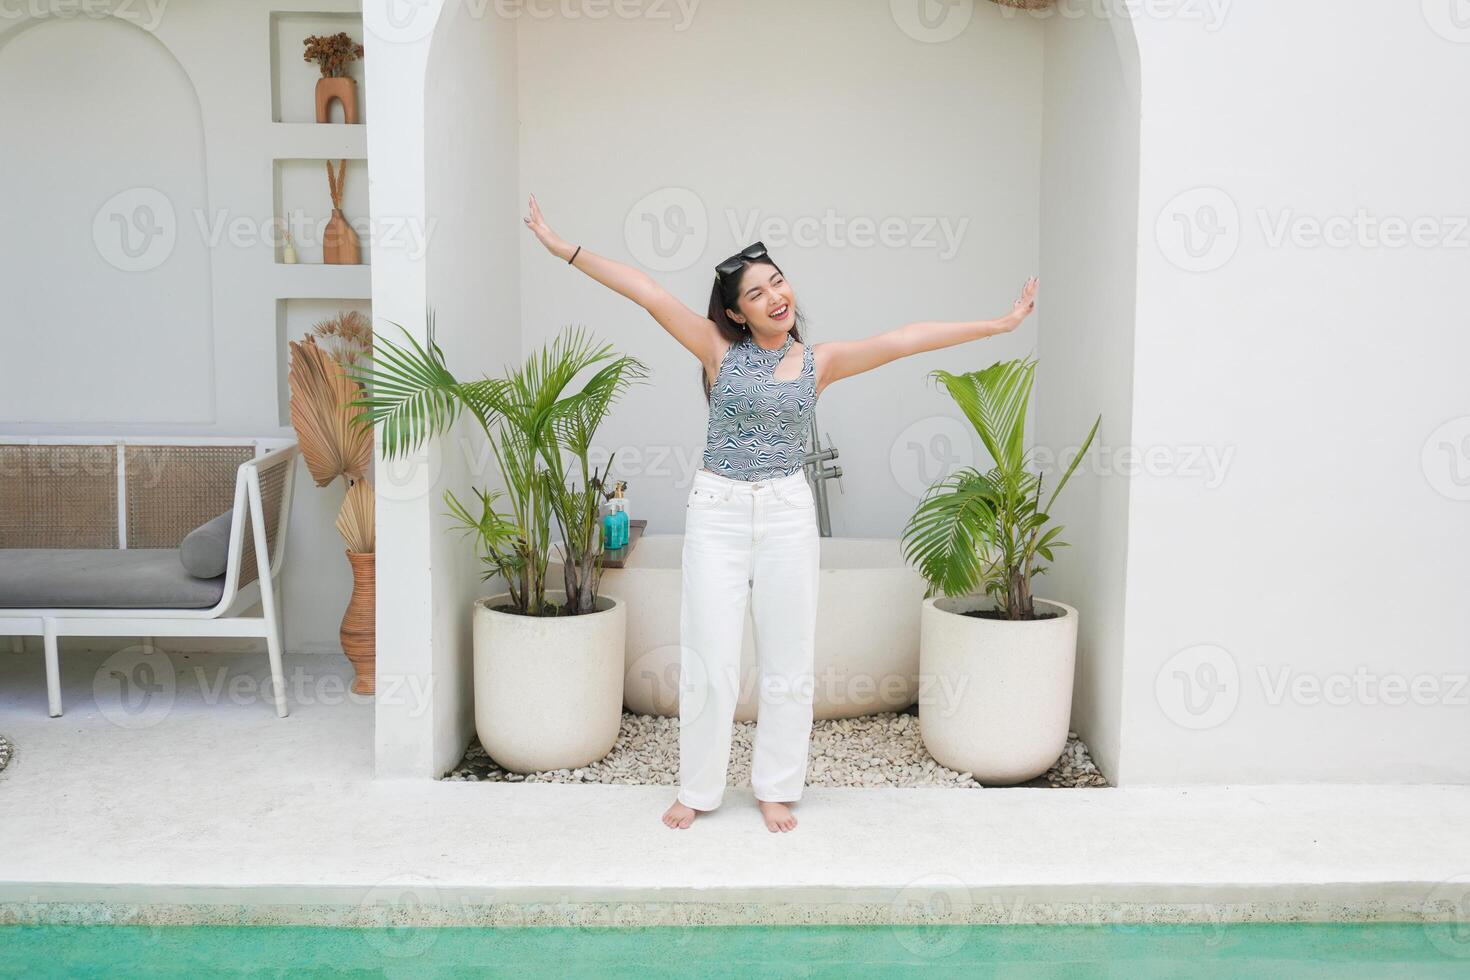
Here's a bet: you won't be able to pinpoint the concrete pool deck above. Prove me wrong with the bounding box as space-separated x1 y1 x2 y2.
2 649 1469 931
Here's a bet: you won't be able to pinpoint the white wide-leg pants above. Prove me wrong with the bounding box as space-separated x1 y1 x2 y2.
676 467 820 810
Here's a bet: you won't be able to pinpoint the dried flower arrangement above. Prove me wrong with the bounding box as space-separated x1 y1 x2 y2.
303 32 364 79
326 158 347 210
310 309 373 367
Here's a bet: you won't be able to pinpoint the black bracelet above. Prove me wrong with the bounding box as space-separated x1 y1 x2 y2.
568 245 581 265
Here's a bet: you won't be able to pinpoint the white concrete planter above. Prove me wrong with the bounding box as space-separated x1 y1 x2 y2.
919 594 1078 785
471 591 625 774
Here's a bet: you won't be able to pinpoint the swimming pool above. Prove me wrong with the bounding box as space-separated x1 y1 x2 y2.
2 923 1466 977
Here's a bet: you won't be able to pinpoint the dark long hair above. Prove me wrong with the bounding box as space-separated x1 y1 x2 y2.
699 255 807 402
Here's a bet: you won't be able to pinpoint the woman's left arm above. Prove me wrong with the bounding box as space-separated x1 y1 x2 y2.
815 276 1037 394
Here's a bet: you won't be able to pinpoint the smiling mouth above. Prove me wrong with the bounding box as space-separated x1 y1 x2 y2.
770 304 790 321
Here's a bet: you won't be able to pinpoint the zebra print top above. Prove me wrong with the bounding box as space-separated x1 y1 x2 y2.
701 331 817 481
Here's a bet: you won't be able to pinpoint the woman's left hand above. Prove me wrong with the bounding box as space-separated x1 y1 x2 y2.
1006 276 1038 328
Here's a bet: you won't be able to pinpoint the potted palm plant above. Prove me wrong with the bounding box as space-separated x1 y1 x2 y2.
900 357 1099 784
286 311 376 694
350 318 649 773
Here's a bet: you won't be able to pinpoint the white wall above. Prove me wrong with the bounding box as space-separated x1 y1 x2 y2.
0 0 370 660
1121 4 1470 783
362 0 442 777
1037 10 1141 784
515 0 1045 538
422 1 521 774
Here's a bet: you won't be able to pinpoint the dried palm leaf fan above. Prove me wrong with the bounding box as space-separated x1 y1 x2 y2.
287 334 372 494
287 316 377 693
335 477 375 553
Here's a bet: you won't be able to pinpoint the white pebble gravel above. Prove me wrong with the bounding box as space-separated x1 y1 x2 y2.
444 712 1108 789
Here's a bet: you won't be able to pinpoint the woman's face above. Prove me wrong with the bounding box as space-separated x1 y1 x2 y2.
729 261 796 335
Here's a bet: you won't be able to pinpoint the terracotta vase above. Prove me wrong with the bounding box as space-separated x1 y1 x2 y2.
315 76 359 124
323 208 360 264
341 550 375 695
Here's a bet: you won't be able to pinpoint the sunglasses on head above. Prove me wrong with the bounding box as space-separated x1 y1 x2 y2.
715 241 768 280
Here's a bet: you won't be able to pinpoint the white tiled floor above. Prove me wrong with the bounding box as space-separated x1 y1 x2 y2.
3 647 1470 927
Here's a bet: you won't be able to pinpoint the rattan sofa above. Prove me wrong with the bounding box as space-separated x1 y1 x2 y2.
0 437 299 717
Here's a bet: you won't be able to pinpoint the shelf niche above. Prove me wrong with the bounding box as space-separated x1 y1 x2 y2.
272 157 371 265
276 297 373 427
269 11 368 126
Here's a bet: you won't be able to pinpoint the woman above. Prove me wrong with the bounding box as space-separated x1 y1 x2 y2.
523 194 1037 833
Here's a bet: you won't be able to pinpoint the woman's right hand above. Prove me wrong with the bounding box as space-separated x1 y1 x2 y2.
523 193 572 261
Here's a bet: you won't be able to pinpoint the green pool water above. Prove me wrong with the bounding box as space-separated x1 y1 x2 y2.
1 922 1466 978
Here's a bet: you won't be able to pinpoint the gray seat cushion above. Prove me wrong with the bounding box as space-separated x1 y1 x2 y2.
0 549 226 609
179 509 234 578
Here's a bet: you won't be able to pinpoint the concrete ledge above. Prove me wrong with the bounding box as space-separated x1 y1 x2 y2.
4 652 1470 929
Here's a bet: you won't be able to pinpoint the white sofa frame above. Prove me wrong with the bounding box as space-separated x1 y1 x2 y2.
0 436 299 718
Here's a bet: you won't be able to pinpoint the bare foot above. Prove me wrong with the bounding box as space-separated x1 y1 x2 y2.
757 800 798 832
662 799 701 829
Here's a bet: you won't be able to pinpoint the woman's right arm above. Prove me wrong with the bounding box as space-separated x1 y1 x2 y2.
523 194 721 369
